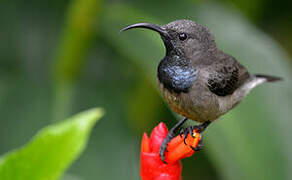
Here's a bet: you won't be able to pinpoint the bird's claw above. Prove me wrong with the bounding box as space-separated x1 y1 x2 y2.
179 126 205 151
179 126 196 145
190 139 203 151
159 145 168 164
159 133 174 164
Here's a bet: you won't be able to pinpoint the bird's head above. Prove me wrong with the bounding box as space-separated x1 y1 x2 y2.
121 19 216 57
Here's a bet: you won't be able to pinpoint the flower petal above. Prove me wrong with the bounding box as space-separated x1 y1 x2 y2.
140 122 202 180
141 151 182 180
141 133 150 153
149 122 168 153
165 131 201 163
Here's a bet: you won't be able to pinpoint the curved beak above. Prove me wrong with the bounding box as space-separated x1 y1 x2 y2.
120 23 173 53
120 23 169 38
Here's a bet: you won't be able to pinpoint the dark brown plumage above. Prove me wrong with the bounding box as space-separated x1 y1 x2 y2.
121 19 281 163
207 54 249 96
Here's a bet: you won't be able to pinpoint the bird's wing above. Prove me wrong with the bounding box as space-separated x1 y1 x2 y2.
206 57 249 97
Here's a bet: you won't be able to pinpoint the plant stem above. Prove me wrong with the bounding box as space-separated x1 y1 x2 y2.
51 0 102 121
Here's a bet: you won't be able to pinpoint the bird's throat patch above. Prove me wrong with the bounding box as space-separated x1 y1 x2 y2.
158 60 198 94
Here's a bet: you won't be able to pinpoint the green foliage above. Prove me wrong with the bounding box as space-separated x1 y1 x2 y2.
52 0 102 84
52 0 102 121
0 108 104 180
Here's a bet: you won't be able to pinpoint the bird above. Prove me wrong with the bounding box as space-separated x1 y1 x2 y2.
121 19 282 163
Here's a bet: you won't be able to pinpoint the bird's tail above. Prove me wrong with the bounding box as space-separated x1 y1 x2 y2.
234 74 282 103
255 74 283 82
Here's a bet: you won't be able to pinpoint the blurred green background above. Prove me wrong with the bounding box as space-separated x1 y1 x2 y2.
0 0 292 179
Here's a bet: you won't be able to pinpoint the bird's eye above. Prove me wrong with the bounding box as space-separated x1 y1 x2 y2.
178 33 187 41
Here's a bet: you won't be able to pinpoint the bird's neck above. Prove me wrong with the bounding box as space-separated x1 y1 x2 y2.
163 54 189 67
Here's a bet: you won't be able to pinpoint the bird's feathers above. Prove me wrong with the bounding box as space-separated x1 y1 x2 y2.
122 19 282 124
158 56 198 94
206 56 250 97
255 74 283 82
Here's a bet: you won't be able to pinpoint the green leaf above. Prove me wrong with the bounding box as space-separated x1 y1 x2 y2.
0 108 104 180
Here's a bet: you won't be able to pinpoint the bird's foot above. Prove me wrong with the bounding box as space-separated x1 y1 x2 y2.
179 126 197 145
159 117 188 164
179 126 204 151
159 132 174 164
158 119 211 163
179 121 211 150
190 138 204 151
193 121 211 133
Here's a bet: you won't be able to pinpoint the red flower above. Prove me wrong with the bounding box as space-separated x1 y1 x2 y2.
140 122 201 180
